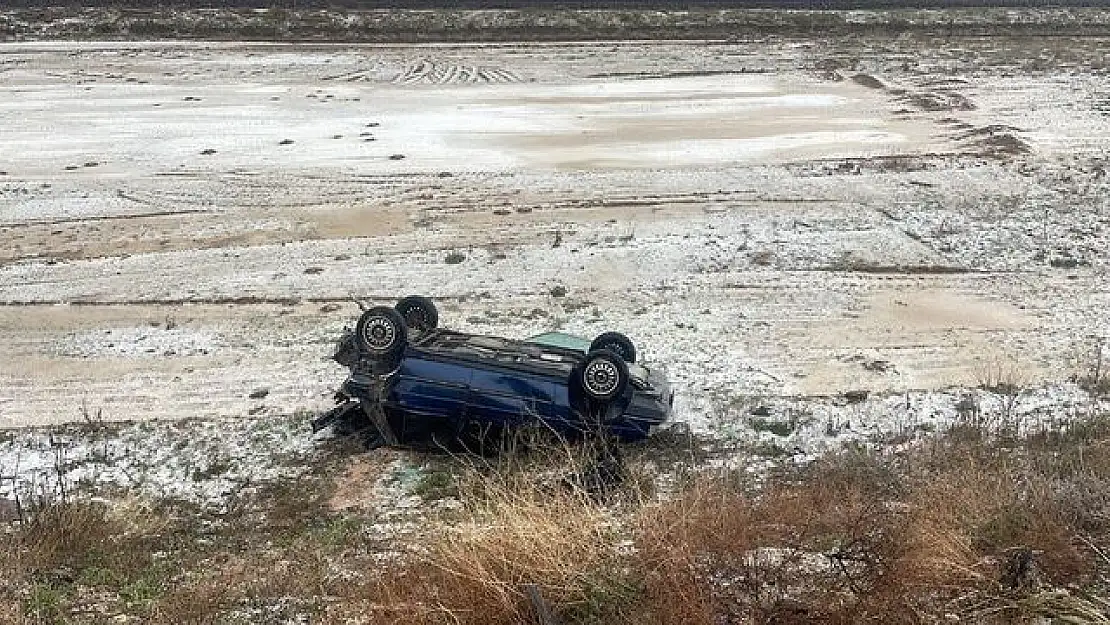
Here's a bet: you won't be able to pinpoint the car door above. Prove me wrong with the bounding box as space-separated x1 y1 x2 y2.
388 354 473 421
467 365 557 427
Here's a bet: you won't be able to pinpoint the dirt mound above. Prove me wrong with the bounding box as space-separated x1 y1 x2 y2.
851 73 885 89
895 89 977 112
956 124 1032 156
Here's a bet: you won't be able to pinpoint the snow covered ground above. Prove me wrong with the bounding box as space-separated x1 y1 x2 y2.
1 37 1109 504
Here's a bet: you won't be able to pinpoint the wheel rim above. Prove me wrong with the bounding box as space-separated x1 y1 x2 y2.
583 359 620 397
361 316 396 351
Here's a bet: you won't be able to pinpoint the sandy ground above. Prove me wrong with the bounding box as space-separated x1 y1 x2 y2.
1 38 1109 433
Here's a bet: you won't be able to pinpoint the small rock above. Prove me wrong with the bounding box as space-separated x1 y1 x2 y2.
750 405 771 417
842 390 870 404
200 148 217 155
279 139 295 145
319 303 342 313
861 359 895 373
850 73 885 89
388 154 405 160
549 285 567 298
83 161 99 168
248 388 269 400
303 266 324 275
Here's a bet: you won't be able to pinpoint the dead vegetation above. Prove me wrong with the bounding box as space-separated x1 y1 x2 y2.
10 7 1110 43
4 412 1110 624
1071 338 1110 397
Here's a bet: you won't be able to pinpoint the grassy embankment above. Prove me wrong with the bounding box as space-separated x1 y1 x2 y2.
4 391 1110 624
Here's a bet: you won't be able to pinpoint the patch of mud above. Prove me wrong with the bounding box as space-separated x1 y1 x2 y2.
328 451 403 512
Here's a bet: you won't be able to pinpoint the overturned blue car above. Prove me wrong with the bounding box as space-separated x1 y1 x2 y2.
313 296 673 452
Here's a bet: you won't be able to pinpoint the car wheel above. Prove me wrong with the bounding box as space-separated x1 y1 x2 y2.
577 349 629 402
395 295 439 336
588 332 637 364
355 306 407 360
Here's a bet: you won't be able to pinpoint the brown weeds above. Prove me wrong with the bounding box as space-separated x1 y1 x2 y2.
630 421 1110 625
5 412 1110 624
365 443 643 625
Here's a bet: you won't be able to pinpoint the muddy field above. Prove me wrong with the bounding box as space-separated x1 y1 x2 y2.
1 34 1108 443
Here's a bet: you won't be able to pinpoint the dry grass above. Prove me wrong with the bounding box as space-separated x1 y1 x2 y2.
1070 338 1110 396
973 352 1033 395
4 414 1110 624
631 415 1110 625
356 438 646 625
365 485 637 624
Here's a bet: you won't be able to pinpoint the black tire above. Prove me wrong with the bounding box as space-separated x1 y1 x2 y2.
589 332 637 364
395 295 439 335
354 306 407 361
577 350 629 402
331 330 358 368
